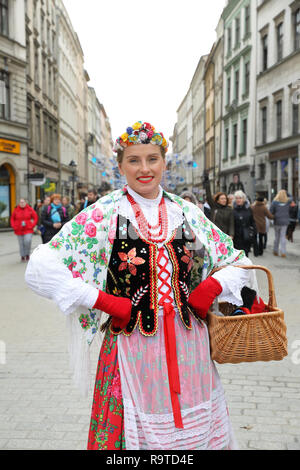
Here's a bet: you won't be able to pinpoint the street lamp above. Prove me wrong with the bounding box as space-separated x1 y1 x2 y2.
69 160 77 206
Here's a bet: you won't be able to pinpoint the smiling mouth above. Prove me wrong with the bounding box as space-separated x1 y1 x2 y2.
137 176 154 184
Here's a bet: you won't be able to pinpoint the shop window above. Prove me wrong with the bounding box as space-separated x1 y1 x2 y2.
280 159 288 191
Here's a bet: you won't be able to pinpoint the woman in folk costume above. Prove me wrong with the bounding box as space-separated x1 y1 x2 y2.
25 121 257 451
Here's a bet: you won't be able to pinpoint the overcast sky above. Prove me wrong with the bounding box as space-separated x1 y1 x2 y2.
63 0 227 153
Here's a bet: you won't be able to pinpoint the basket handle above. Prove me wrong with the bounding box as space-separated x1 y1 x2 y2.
210 264 277 309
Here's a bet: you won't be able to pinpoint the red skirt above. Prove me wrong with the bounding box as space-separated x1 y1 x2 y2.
87 329 126 450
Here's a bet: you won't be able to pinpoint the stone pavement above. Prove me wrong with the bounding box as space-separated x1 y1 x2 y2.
0 225 299 450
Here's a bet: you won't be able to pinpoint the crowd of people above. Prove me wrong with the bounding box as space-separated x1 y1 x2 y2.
10 187 101 262
181 176 299 259
10 178 300 263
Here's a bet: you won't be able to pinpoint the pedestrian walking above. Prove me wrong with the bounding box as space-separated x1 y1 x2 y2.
180 190 198 205
203 174 234 238
270 189 291 257
233 190 258 257
79 188 99 212
251 196 274 256
25 120 256 451
40 193 69 244
62 196 75 220
10 198 38 262
286 199 298 243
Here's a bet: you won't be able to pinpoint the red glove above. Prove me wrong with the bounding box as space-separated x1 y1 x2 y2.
250 296 266 314
93 290 132 330
188 277 222 319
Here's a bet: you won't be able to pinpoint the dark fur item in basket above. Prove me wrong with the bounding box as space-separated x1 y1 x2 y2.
229 286 257 316
218 287 258 317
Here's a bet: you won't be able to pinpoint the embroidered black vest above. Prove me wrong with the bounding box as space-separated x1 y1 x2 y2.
106 214 202 337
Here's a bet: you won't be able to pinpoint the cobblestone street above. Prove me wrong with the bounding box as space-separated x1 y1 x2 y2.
0 226 299 450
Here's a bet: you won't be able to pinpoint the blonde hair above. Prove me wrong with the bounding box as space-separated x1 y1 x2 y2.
274 189 288 203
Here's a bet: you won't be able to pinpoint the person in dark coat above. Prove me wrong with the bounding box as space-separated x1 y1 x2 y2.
204 176 234 238
228 173 245 195
251 196 274 255
286 199 298 243
79 188 99 212
233 190 257 257
41 193 69 244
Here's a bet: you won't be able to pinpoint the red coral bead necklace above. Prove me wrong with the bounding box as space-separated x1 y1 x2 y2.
126 192 168 243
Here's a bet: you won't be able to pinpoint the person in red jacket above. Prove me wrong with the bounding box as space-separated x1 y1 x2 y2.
10 198 38 262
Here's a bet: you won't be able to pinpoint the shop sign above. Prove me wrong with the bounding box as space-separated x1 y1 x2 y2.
0 139 20 154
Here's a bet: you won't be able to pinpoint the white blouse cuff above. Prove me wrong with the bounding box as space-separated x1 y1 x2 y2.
25 243 99 315
211 265 252 306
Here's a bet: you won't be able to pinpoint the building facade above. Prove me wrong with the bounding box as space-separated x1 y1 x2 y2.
220 0 257 199
204 20 223 195
255 0 300 201
0 0 27 228
191 55 207 197
26 0 59 204
56 0 88 203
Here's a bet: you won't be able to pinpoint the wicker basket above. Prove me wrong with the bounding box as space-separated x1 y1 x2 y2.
207 265 288 364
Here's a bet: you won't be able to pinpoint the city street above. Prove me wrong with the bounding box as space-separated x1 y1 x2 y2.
0 226 300 450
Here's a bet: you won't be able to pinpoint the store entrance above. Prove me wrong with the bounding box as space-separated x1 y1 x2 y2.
0 163 15 228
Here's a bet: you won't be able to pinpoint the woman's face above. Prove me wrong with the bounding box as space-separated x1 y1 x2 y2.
118 144 166 199
19 199 26 208
217 195 227 206
52 198 61 206
235 195 245 206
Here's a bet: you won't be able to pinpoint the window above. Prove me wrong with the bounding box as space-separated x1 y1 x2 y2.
292 157 299 199
34 44 39 85
224 128 229 160
270 161 277 197
292 103 299 135
259 163 266 180
277 22 283 61
281 159 288 191
227 75 231 105
0 0 8 36
276 100 282 140
262 106 267 144
294 8 300 50
242 118 247 155
43 113 48 155
35 106 41 153
233 123 238 157
262 34 268 71
244 61 250 96
0 70 10 120
227 27 232 55
27 100 33 147
235 69 239 101
245 5 250 36
235 17 240 46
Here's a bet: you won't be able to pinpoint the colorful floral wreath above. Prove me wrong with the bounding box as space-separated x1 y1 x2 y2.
113 121 169 154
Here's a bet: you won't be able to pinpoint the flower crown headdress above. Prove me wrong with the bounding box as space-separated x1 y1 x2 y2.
113 121 169 154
